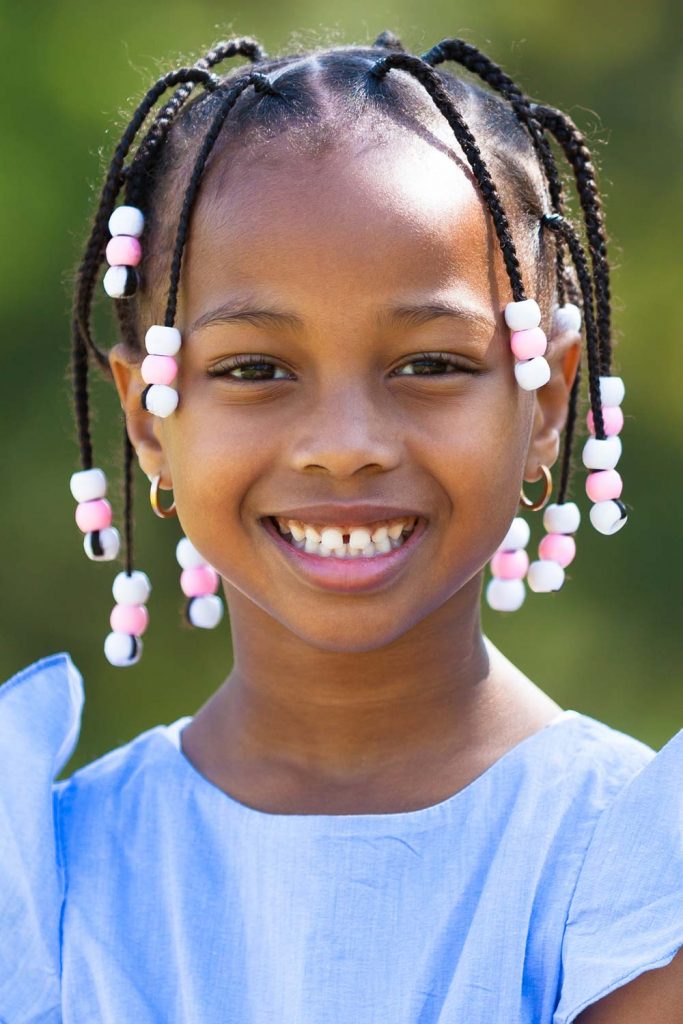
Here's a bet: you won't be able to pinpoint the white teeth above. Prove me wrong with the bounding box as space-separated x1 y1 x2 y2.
272 514 420 558
320 527 344 550
289 521 306 541
349 527 372 549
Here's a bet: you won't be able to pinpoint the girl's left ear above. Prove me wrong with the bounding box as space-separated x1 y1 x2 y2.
523 318 582 481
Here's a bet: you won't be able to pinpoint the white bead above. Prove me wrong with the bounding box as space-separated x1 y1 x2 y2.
84 527 120 562
504 299 541 331
498 516 530 551
589 499 628 535
485 577 526 612
112 570 152 605
514 356 551 390
176 536 207 570
582 436 622 470
542 502 581 535
70 467 107 502
187 595 224 629
599 375 625 408
104 631 143 667
552 303 582 335
527 559 565 592
108 205 144 238
144 384 179 417
145 325 182 356
103 265 130 298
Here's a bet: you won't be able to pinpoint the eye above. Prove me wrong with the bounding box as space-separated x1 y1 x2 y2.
392 353 480 376
207 355 294 382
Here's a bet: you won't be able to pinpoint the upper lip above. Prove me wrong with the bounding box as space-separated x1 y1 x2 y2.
264 504 426 527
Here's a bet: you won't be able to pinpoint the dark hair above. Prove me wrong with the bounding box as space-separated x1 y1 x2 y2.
70 32 618 577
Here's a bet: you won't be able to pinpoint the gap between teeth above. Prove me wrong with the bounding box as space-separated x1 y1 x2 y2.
273 517 417 558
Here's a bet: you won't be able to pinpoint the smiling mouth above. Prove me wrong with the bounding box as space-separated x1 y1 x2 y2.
267 515 419 559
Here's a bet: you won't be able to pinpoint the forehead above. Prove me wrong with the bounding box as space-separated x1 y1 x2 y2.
175 129 512 328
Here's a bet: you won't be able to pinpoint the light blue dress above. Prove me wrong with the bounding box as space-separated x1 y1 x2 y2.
1 652 682 1023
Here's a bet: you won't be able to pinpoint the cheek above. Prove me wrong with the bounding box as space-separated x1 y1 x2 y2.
162 393 281 565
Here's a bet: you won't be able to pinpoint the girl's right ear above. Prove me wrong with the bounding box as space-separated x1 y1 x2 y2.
108 342 171 484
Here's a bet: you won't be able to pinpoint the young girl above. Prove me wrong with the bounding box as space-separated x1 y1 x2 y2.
2 30 681 1024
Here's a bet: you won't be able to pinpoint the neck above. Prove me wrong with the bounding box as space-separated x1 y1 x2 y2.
198 575 512 785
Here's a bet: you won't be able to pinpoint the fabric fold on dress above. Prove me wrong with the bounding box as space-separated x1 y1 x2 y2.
0 652 83 1024
553 725 683 1023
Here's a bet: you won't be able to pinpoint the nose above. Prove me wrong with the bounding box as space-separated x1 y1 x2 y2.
288 382 402 479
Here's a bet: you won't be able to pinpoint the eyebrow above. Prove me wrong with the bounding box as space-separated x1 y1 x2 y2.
188 298 496 337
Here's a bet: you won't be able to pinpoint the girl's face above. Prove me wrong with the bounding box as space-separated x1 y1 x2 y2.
112 127 576 653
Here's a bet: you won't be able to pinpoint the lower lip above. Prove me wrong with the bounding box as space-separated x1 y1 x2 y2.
260 517 428 593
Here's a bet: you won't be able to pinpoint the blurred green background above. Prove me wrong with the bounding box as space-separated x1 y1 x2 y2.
2 0 682 771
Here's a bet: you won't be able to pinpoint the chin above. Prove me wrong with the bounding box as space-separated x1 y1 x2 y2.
276 609 426 654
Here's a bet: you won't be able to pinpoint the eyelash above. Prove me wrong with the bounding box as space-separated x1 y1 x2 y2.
206 352 480 382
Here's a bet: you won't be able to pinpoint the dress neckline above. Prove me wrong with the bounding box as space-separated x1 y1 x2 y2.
159 708 582 831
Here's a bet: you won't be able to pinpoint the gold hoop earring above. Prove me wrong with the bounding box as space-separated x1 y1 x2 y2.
519 464 553 512
150 474 177 519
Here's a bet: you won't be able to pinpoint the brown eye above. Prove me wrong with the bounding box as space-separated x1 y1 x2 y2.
207 356 293 381
394 354 479 376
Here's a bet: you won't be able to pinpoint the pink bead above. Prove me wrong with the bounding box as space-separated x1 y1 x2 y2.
586 406 624 437
538 532 576 568
490 549 529 580
75 498 112 533
110 603 149 636
180 565 219 597
586 469 623 503
510 327 547 361
106 235 142 267
141 354 178 386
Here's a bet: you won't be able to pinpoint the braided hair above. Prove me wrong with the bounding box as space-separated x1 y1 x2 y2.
70 31 618 580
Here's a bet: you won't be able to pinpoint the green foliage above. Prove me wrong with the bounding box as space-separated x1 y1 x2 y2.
2 0 682 769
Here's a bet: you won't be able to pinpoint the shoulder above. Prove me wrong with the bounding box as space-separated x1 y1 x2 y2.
0 652 85 1019
552 718 683 1024
510 710 657 835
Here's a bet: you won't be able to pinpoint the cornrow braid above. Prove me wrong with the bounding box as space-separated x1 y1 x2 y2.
164 71 282 329
542 214 605 441
370 53 527 303
71 66 220 474
372 30 405 52
531 103 612 374
558 366 582 505
117 45 266 349
421 39 568 306
123 427 135 576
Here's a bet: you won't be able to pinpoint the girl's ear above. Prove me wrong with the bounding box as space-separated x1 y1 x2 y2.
523 319 582 483
108 343 173 485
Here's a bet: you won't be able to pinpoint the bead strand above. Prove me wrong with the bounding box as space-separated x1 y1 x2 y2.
70 468 121 562
104 570 151 667
504 299 551 391
141 325 181 417
176 537 224 628
103 205 144 299
485 516 530 612
527 502 580 593
583 375 628 535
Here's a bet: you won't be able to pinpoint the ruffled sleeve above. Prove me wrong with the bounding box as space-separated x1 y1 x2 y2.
0 652 84 1023
554 725 683 1023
